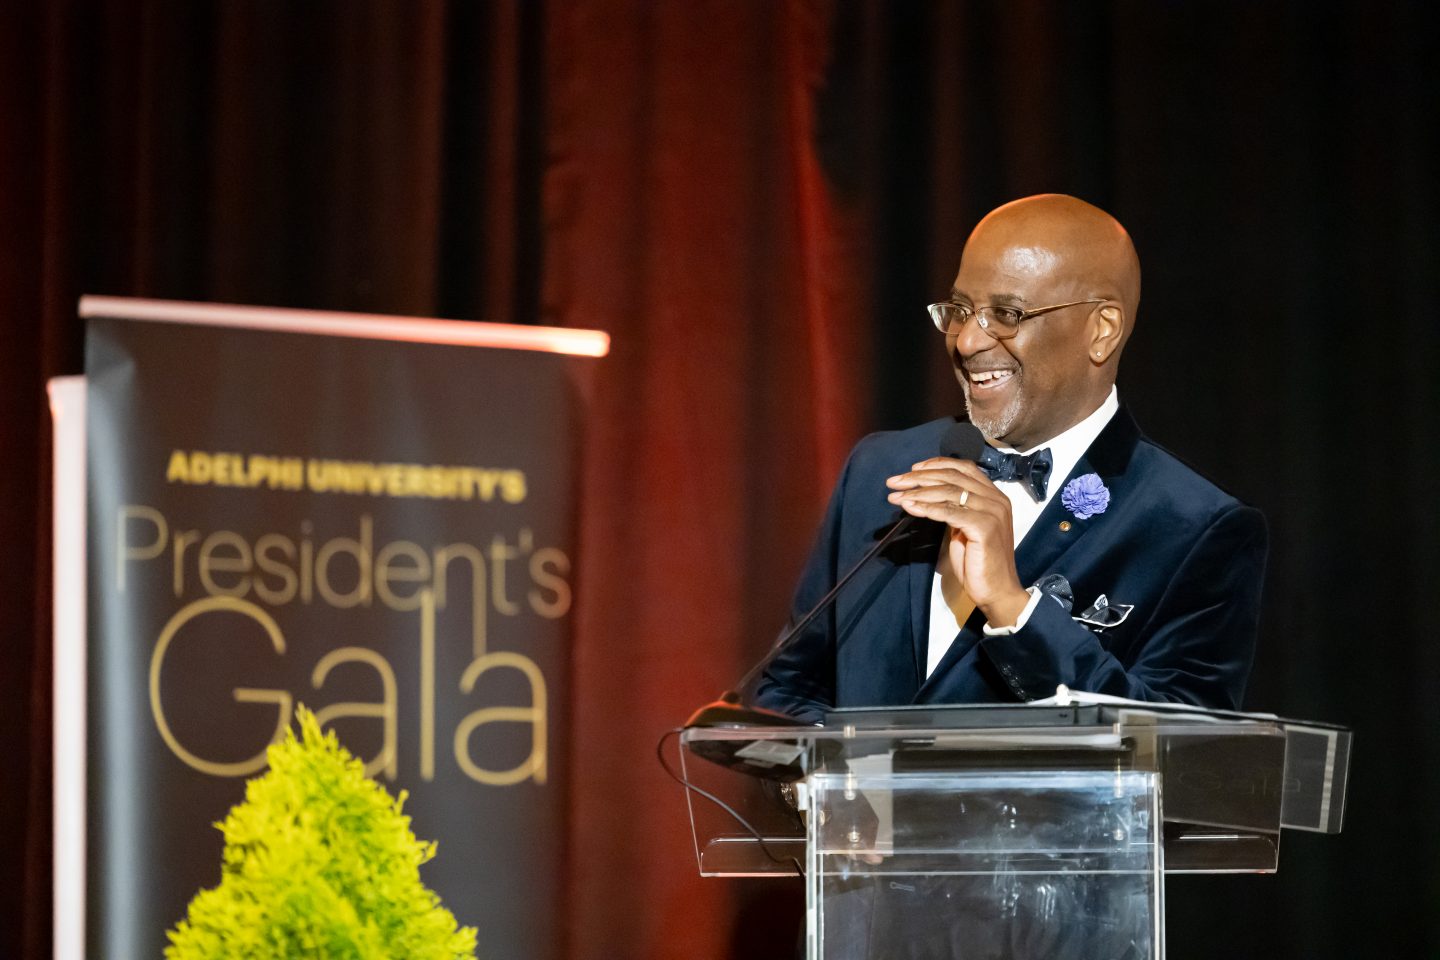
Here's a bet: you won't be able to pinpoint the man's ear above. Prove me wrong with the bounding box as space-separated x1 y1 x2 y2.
1090 304 1124 363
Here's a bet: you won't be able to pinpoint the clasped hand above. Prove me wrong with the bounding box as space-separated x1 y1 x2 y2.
885 457 1030 629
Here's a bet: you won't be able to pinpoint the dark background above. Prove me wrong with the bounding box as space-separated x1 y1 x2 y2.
2 1 1435 958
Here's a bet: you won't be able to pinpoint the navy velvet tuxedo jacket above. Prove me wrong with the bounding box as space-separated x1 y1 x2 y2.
753 408 1267 723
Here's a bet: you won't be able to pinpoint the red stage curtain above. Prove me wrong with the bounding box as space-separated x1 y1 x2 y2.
547 2 868 956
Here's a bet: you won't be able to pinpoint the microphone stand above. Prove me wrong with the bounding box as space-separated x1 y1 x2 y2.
685 514 919 729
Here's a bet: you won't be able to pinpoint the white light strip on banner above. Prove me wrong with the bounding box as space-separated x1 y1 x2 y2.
49 375 88 960
78 295 611 357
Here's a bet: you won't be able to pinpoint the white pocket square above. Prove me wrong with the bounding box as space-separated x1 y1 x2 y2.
1073 593 1133 630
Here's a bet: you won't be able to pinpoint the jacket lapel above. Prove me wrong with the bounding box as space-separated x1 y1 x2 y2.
915 407 1144 699
1015 406 1141 582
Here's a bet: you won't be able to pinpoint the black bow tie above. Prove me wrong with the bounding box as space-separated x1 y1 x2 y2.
977 445 1053 502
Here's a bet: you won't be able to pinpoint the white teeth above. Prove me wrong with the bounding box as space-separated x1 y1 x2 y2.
969 370 1014 384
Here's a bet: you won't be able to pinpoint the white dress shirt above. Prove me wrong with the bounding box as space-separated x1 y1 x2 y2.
925 387 1120 678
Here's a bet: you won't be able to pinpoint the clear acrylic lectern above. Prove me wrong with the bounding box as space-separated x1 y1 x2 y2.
678 697 1349 960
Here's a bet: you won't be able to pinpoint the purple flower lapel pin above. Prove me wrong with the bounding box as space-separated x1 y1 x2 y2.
1060 473 1110 520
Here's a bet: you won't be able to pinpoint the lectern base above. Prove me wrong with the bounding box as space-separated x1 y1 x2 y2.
806 770 1163 960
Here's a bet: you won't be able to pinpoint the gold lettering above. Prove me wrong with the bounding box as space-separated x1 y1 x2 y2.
453 652 547 785
315 515 373 608
165 451 189 483
117 505 167 592
172 528 200 597
476 469 502 501
311 648 398 780
501 470 526 503
434 542 487 658
375 540 431 611
420 589 436 780
528 547 572 618
300 524 315 604
149 596 291 777
489 535 521 616
211 453 233 486
253 534 298 605
198 530 253 597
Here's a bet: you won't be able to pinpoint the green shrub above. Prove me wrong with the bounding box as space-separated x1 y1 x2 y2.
166 706 478 960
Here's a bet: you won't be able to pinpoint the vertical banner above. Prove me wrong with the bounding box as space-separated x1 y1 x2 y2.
80 298 606 959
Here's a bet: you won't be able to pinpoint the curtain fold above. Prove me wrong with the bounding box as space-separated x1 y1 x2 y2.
547 2 868 955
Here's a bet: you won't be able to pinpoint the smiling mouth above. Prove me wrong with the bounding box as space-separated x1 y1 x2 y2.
967 368 1017 392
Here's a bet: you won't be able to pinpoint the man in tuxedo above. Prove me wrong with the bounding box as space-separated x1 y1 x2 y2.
754 194 1266 722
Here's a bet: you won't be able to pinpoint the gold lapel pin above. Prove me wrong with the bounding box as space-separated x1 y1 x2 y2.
1058 520 1072 532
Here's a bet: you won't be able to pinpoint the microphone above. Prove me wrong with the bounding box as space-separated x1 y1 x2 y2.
935 420 988 463
684 422 987 751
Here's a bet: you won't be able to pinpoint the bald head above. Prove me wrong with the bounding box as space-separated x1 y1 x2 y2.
946 195 1142 449
966 194 1141 332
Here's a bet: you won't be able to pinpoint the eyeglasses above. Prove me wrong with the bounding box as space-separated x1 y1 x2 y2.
927 298 1106 339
